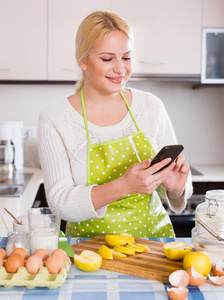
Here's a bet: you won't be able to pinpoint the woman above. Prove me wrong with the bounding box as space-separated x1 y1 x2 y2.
38 11 193 238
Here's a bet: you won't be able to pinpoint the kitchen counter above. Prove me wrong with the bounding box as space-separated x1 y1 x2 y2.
0 168 43 236
0 237 223 300
191 164 224 182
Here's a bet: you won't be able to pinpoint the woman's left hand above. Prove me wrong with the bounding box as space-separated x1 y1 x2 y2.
161 154 190 200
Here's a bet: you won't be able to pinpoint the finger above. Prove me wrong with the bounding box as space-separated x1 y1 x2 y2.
148 157 171 174
173 154 185 171
141 159 152 170
177 153 185 162
175 154 185 165
153 160 175 176
152 169 170 184
180 163 190 174
154 179 160 188
131 159 151 171
146 179 160 194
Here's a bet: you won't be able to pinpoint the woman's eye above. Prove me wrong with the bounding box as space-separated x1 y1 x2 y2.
100 57 131 62
101 58 112 62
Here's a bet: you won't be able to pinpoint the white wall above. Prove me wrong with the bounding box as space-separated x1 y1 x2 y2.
0 81 224 167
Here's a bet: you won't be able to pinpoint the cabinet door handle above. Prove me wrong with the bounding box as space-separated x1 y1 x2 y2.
0 68 11 71
140 61 166 65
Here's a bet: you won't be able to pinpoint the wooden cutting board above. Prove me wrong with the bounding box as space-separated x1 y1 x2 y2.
71 234 183 283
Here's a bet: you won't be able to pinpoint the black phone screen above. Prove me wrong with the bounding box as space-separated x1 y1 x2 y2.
150 144 184 173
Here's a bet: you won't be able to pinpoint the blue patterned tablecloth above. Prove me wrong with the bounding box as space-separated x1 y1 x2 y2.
0 237 224 300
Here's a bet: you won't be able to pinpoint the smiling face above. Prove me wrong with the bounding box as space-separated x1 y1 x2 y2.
80 30 132 95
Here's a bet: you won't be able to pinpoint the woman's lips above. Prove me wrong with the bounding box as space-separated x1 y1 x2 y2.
106 76 125 84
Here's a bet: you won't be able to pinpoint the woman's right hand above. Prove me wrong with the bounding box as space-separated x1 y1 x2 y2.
121 158 175 195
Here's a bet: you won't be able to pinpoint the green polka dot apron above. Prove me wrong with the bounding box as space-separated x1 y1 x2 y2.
66 89 175 238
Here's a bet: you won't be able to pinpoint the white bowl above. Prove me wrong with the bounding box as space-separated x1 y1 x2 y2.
13 215 29 232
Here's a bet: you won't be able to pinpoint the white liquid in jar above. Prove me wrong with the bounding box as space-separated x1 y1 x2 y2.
30 228 59 255
196 209 224 238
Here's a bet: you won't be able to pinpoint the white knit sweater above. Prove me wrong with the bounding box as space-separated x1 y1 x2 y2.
38 88 193 222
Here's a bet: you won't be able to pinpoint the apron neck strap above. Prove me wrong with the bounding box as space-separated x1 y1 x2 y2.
81 88 91 146
81 88 141 145
120 92 141 131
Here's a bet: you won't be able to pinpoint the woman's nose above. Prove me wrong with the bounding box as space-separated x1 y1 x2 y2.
113 59 125 74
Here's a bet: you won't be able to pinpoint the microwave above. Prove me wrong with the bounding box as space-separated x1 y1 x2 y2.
201 28 224 84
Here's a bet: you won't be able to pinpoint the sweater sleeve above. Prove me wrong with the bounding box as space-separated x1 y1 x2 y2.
38 111 107 222
156 172 193 213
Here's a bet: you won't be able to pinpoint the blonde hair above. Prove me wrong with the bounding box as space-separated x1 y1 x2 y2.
75 11 133 92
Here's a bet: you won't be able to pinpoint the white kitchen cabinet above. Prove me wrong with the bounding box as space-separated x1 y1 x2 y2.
0 0 47 80
202 0 224 27
1 0 222 81
111 0 202 75
48 0 110 81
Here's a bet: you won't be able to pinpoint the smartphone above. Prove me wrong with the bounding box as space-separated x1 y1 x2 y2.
149 144 184 173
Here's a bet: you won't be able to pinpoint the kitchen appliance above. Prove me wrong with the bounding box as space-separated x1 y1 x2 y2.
0 121 24 174
201 28 224 84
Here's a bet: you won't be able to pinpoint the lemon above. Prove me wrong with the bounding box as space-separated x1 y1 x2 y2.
98 245 113 260
163 241 192 260
183 251 212 277
110 249 127 258
105 234 135 247
120 232 132 237
135 243 151 253
74 250 102 272
126 244 144 253
113 245 135 255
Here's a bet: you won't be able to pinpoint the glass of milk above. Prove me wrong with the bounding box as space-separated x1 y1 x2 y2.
28 207 61 255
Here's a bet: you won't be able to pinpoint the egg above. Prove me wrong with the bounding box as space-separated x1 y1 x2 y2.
208 274 224 286
169 270 189 287
213 259 224 276
186 266 207 286
51 248 68 262
33 249 49 261
45 254 64 274
11 248 29 260
0 248 7 259
4 254 25 273
0 257 3 266
26 255 44 274
167 286 189 300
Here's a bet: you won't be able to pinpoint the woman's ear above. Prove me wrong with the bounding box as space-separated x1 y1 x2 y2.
80 60 87 71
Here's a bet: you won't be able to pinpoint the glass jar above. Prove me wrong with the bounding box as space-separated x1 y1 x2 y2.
192 227 224 266
195 190 224 239
6 231 30 256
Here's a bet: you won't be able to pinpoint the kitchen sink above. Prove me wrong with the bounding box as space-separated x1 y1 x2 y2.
0 173 33 197
190 166 203 176
0 185 23 196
